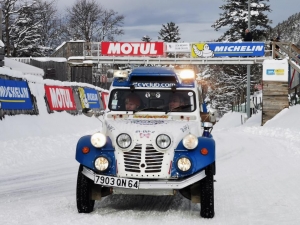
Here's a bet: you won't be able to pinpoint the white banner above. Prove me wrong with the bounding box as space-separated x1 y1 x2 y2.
263 59 288 82
166 43 190 52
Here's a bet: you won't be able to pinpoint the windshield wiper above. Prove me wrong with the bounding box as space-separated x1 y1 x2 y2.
165 104 193 114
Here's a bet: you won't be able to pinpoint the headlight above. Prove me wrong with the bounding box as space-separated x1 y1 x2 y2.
117 133 132 149
182 134 198 150
156 134 171 149
94 157 109 171
177 157 191 172
91 132 107 148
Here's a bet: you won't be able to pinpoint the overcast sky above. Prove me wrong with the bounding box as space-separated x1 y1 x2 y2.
55 0 299 42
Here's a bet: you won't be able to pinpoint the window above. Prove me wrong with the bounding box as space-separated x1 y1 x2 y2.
108 89 196 112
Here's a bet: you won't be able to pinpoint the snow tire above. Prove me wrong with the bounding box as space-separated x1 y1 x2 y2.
76 165 95 213
200 164 215 218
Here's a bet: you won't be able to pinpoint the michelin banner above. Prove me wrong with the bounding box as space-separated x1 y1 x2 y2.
191 42 265 57
0 78 33 110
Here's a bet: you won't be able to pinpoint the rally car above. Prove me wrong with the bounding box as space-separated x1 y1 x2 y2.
75 66 216 218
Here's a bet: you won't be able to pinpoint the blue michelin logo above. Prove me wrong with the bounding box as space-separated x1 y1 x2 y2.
266 69 275 75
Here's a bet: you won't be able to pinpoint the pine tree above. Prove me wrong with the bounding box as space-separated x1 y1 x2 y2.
141 35 151 42
158 22 180 42
10 2 44 56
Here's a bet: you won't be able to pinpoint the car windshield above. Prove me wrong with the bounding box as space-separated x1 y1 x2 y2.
108 89 196 112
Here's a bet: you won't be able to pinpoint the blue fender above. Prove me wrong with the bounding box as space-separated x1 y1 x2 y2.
171 136 215 178
75 135 116 175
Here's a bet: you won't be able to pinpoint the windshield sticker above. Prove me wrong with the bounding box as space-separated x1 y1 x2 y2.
131 120 166 125
112 100 118 105
133 115 169 119
132 82 176 88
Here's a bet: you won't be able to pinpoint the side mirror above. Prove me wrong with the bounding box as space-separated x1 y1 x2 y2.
82 108 94 117
82 108 105 117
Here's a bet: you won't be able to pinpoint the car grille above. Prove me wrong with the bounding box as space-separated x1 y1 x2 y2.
123 144 164 173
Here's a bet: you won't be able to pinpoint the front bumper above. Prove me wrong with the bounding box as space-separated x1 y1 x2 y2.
82 166 206 190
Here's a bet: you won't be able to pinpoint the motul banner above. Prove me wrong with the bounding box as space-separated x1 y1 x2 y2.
44 85 76 110
101 42 164 56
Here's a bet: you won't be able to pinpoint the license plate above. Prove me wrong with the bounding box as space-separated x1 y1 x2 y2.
94 174 139 189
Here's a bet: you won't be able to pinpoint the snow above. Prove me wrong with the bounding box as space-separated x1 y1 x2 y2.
3 57 44 77
1 78 300 224
32 57 67 62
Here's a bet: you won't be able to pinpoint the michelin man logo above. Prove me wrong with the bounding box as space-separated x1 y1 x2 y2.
192 43 214 58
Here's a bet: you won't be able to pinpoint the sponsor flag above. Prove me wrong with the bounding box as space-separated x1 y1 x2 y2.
0 78 33 110
44 85 76 110
83 88 100 108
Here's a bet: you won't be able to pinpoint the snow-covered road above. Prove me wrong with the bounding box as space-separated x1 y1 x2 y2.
1 109 300 225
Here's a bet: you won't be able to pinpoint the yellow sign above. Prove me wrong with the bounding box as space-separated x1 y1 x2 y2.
191 43 214 58
275 69 284 75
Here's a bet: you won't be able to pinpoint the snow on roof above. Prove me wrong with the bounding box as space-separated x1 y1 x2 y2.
68 56 85 60
68 40 85 42
3 57 44 77
55 41 66 51
32 57 67 62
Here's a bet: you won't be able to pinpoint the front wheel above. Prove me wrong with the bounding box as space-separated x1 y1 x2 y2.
76 165 95 213
200 164 215 218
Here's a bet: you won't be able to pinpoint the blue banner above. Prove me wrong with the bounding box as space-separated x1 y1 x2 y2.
191 42 265 57
0 78 33 110
84 88 100 108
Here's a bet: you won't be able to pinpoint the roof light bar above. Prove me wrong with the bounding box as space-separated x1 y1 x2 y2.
113 70 129 78
179 69 195 80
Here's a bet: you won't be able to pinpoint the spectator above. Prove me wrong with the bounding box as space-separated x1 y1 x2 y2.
250 99 255 116
274 36 281 59
169 93 185 111
243 29 253 42
125 93 141 111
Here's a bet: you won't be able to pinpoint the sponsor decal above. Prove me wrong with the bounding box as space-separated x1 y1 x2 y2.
191 42 265 58
105 122 115 132
266 69 285 76
0 78 33 110
131 120 166 125
266 69 275 75
133 115 169 119
180 124 190 133
132 82 176 88
101 42 164 56
275 69 284 75
44 85 76 110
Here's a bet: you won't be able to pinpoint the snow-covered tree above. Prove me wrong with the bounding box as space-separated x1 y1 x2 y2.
65 0 124 42
212 0 272 42
35 0 63 56
270 12 300 47
141 35 151 42
158 22 180 42
9 1 46 56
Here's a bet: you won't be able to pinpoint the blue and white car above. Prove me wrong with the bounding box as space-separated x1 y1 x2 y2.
75 67 216 218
